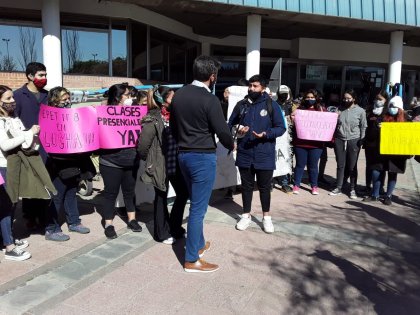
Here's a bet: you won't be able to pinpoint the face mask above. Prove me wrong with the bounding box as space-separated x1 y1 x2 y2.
0 101 16 114
343 100 353 107
33 78 47 89
278 94 288 103
374 100 385 108
388 107 398 116
58 101 71 108
304 99 316 107
248 91 261 101
372 107 383 116
123 98 133 106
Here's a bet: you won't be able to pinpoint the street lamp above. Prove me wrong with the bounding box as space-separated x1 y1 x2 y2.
2 38 10 65
92 53 98 62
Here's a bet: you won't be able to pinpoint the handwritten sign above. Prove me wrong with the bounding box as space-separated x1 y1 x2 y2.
0 173 4 186
96 105 147 149
380 122 420 155
39 105 99 153
294 109 338 141
39 105 148 153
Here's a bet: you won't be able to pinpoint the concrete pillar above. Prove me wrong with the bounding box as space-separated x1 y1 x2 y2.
246 14 261 80
388 31 404 85
201 42 211 56
42 0 62 88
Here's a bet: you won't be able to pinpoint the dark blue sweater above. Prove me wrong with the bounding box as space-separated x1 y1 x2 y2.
228 92 286 170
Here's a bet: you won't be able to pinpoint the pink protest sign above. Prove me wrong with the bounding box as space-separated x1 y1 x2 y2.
39 105 100 153
0 173 4 186
294 109 338 141
95 105 148 149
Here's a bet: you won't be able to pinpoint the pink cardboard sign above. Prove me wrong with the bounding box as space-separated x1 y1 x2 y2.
95 105 148 149
294 109 338 141
0 173 4 186
39 105 99 153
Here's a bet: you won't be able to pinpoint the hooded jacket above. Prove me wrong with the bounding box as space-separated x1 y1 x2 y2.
228 92 286 170
335 104 367 140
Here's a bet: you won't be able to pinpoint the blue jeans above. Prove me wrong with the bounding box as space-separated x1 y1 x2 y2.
0 167 13 246
294 147 323 187
46 176 81 233
372 170 397 198
178 152 216 262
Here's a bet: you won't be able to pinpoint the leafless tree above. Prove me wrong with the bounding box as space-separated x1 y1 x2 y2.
64 30 81 72
0 55 17 72
18 27 38 70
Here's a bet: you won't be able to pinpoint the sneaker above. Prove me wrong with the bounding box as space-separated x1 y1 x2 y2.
236 214 251 231
68 224 90 234
329 188 342 196
198 241 210 258
383 196 392 205
162 237 175 245
45 231 70 242
262 216 274 234
14 239 29 250
4 247 31 261
127 220 142 232
292 185 300 195
184 259 219 273
311 186 319 195
349 190 358 199
104 225 117 239
362 196 379 202
281 185 293 194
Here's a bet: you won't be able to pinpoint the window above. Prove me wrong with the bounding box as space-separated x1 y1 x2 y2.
0 24 43 72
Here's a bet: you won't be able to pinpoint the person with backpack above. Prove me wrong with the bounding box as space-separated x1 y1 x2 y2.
228 75 286 233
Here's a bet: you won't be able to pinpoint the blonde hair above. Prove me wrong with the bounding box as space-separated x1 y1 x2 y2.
48 86 70 107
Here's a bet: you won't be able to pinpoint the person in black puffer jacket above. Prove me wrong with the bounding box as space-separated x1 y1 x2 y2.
99 84 142 239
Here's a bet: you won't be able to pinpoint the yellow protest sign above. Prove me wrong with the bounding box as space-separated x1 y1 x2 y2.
380 122 420 155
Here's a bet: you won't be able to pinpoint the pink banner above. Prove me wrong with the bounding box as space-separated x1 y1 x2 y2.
39 105 99 153
294 109 338 141
0 173 4 186
96 105 148 149
39 105 148 153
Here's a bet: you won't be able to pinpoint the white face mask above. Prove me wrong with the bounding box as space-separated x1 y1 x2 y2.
372 107 383 116
374 100 385 108
123 98 133 106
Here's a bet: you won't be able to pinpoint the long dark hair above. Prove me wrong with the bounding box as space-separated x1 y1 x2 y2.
301 89 323 111
0 85 13 117
107 83 128 105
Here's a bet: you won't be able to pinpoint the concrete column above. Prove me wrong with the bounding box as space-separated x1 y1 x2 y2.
42 0 62 88
388 31 404 85
246 14 261 80
201 42 211 56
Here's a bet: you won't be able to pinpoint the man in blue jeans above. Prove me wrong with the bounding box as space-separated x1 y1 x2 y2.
170 56 234 273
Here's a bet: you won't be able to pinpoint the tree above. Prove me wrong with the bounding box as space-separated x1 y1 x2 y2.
18 27 38 70
64 30 81 72
0 55 17 72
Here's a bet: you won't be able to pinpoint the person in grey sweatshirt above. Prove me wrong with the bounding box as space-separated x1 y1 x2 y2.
329 89 367 199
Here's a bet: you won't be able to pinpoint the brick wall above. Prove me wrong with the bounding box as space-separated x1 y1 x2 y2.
0 71 142 90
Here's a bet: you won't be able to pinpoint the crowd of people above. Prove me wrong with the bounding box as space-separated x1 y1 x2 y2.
0 57 419 273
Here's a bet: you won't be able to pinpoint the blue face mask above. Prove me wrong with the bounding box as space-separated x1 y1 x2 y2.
388 107 398 116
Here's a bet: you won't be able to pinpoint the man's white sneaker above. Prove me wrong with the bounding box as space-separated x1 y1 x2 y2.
262 216 274 234
162 237 175 245
236 215 251 231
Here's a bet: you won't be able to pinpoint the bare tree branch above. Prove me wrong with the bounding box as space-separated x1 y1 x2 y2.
64 30 81 72
18 27 38 70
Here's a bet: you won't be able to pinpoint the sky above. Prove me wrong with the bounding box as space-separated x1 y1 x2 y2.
0 24 126 72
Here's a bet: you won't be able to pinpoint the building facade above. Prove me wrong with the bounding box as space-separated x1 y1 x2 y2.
1 0 420 103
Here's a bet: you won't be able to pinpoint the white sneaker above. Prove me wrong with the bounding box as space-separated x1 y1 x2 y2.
262 216 274 234
162 237 175 245
236 214 252 231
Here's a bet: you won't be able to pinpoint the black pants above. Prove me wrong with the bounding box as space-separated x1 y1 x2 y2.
239 166 273 213
22 198 48 226
168 166 189 239
334 138 361 190
99 164 137 220
318 147 328 179
153 164 189 241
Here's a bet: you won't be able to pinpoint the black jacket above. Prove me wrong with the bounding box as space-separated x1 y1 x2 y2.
170 84 234 152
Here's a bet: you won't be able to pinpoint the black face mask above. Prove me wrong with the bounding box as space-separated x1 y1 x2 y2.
343 100 353 107
304 99 316 107
248 91 261 101
278 94 288 103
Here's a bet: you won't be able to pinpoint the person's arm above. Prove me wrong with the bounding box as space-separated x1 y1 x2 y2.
0 120 33 152
137 119 156 161
208 98 234 150
227 102 242 130
265 101 287 139
360 109 368 139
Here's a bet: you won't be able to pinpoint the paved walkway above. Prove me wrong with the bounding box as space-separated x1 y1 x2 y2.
1 150 420 314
